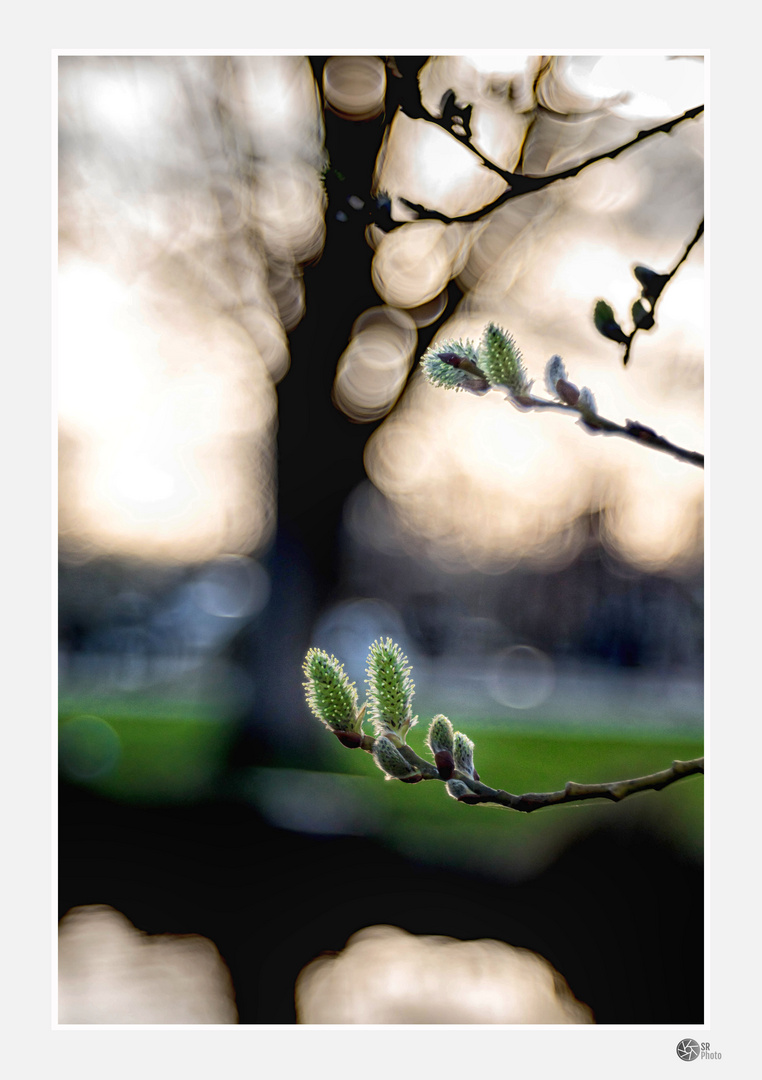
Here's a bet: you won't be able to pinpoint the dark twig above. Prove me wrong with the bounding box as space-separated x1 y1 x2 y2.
348 733 703 812
620 219 705 366
458 757 705 812
399 88 514 183
391 105 704 226
517 394 704 468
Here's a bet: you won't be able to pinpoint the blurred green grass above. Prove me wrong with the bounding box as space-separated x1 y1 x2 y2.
289 723 704 877
58 697 703 877
58 697 236 801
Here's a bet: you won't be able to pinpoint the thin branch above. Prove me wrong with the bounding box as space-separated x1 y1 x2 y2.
346 732 703 813
399 88 514 183
391 105 704 226
457 757 705 813
620 219 705 366
516 393 704 468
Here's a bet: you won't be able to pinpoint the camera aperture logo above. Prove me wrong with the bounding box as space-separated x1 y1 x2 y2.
676 1039 722 1062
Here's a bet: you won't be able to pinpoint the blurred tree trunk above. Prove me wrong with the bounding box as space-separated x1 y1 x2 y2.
245 58 461 738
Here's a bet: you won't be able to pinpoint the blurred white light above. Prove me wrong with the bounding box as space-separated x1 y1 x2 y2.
333 306 417 422
565 55 705 119
58 906 238 1024
58 256 277 563
296 925 593 1024
375 112 507 221
489 645 556 710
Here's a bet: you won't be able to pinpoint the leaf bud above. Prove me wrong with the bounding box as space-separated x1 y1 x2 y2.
544 355 568 396
631 300 655 331
446 779 479 803
633 265 669 303
420 340 490 395
372 736 421 781
427 714 455 778
556 378 580 405
593 300 629 345
453 731 476 779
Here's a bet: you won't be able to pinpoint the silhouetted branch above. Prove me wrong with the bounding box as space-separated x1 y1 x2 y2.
515 393 705 468
399 87 514 182
421 326 704 468
391 105 704 226
595 219 705 366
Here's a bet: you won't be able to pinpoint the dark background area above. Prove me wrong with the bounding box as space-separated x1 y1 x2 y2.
58 784 702 1024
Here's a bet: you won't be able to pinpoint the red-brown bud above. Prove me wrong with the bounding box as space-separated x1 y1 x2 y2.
434 749 455 780
334 730 363 749
555 378 580 405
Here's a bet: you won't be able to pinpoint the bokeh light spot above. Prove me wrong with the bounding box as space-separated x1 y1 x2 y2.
489 646 556 710
59 715 122 780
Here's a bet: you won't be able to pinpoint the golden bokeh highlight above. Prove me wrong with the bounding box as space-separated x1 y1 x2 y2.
323 56 387 120
58 256 277 564
333 306 418 422
58 906 238 1024
296 924 593 1024
58 55 329 564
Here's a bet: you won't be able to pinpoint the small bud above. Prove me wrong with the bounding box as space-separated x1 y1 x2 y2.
427 714 454 754
453 731 476 779
625 419 657 439
577 387 598 415
372 735 420 781
544 355 568 396
631 300 655 331
427 714 455 778
593 300 629 345
544 355 580 405
478 323 529 395
633 265 669 303
446 779 478 803
555 378 580 405
420 340 490 395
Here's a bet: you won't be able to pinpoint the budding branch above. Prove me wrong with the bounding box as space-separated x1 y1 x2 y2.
514 394 704 468
392 104 704 226
343 732 703 812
